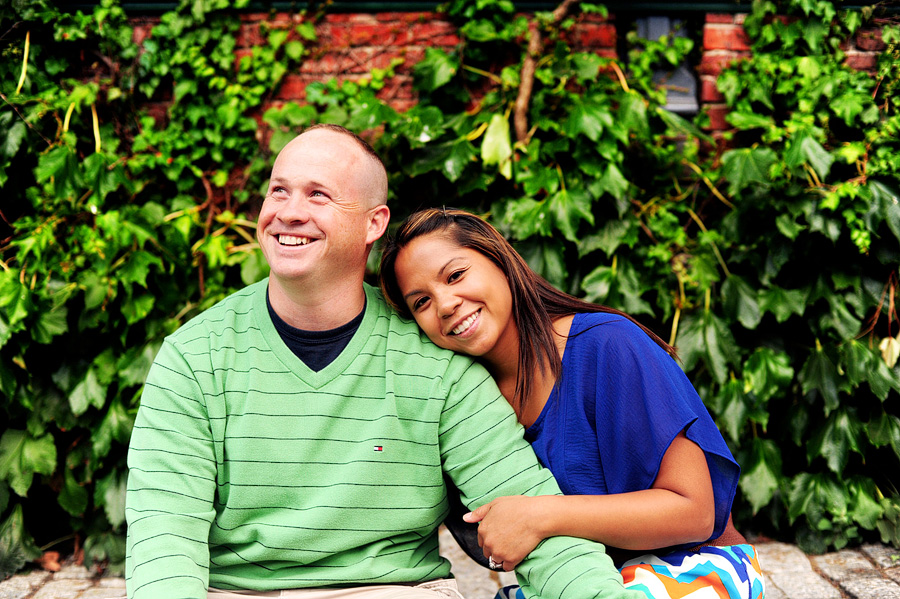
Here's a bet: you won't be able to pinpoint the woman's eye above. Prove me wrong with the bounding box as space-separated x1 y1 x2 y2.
412 297 428 311
448 270 464 283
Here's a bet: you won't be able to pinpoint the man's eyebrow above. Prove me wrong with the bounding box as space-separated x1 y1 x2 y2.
402 257 461 300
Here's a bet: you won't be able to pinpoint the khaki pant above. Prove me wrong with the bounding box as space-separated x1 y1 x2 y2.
205 579 465 599
110 578 465 599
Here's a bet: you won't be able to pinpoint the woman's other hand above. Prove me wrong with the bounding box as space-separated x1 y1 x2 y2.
463 495 553 571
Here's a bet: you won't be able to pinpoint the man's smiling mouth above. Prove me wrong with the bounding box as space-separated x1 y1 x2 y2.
278 234 313 246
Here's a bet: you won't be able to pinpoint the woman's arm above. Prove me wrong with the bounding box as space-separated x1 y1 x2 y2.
463 433 715 570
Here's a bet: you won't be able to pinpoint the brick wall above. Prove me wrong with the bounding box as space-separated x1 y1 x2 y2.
131 10 885 133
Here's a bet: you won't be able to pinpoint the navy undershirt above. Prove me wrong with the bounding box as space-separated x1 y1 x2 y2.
266 293 365 372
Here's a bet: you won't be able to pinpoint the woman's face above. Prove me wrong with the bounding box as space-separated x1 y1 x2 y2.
393 232 516 362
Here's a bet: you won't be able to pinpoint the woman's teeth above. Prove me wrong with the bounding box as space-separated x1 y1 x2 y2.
451 311 479 335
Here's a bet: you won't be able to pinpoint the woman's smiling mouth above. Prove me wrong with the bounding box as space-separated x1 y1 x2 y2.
450 309 481 336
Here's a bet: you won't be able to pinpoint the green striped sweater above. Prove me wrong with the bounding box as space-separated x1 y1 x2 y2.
125 281 639 599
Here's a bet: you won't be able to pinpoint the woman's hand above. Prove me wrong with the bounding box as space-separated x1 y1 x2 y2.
463 495 553 571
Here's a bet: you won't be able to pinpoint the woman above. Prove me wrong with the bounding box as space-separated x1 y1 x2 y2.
379 208 765 599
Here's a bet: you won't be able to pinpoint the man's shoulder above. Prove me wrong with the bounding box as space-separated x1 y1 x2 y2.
167 280 265 345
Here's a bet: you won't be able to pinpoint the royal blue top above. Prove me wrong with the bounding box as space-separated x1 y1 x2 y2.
525 312 740 546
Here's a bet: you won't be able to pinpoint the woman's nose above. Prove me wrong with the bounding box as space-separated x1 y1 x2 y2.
436 292 461 318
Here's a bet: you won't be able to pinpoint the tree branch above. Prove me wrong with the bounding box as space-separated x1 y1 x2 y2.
514 0 579 143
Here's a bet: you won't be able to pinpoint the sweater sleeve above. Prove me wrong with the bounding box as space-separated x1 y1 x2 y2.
125 339 217 599
438 357 643 599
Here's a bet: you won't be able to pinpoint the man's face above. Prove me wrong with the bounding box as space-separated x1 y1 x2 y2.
257 129 385 290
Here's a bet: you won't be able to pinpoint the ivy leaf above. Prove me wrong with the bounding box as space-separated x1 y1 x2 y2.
481 114 513 179
725 111 774 130
721 147 777 196
565 96 608 142
871 180 900 245
0 430 57 497
740 438 781 514
721 275 761 330
617 91 649 139
759 286 807 322
799 343 841 414
412 47 457 92
832 92 867 124
849 479 884 530
69 368 106 416
743 347 794 403
714 376 748 444
808 409 863 473
118 343 159 388
122 293 155 325
785 132 833 180
58 468 88 517
33 305 68 344
788 472 847 526
867 412 900 461
581 264 614 304
95 470 127 530
92 399 135 459
518 240 568 290
118 251 163 288
578 219 635 258
675 310 738 384
774 212 806 240
549 188 594 242
0 504 40 575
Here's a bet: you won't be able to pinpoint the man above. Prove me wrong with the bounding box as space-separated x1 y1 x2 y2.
125 124 640 599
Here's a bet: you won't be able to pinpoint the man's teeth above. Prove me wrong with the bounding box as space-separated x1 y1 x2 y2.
451 312 479 335
279 234 311 246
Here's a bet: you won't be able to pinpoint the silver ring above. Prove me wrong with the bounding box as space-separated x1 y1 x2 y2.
488 556 501 569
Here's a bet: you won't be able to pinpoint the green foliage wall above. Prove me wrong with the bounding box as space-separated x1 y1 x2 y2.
1 0 899 576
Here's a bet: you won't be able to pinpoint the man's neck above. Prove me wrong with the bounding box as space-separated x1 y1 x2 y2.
267 276 367 331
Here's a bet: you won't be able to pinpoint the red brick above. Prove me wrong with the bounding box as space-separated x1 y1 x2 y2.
856 29 885 52
387 98 417 113
704 104 731 131
132 24 151 46
330 22 407 46
698 52 747 76
375 12 435 23
236 23 265 48
844 52 877 71
706 14 737 24
581 12 612 24
703 24 750 51
575 23 617 48
700 76 724 103
275 74 308 100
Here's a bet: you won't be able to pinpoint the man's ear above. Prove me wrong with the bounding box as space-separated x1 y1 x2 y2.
366 204 390 245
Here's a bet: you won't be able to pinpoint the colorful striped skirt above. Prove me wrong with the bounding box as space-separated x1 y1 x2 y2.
495 544 764 599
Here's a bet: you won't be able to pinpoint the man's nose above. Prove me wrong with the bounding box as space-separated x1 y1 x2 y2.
277 195 311 223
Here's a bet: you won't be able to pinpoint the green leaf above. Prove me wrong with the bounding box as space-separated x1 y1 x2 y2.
788 472 848 526
122 293 155 325
743 348 794 403
118 343 159 388
740 438 781 514
0 430 57 497
95 470 127 529
69 368 106 416
118 251 162 288
799 343 841 413
58 468 88 517
412 47 457 92
867 412 900 461
849 479 884 530
564 96 608 142
715 376 748 444
677 310 739 385
578 219 635 257
481 114 512 179
33 305 68 344
0 505 40 577
549 188 593 242
617 91 649 139
720 147 777 196
807 409 862 473
721 275 761 330
93 399 134 459
785 132 833 180
759 286 807 322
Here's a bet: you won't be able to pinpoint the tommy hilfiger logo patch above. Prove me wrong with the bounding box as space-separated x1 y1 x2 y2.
374 446 383 452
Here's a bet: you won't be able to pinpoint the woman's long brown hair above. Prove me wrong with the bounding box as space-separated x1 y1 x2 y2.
379 208 676 411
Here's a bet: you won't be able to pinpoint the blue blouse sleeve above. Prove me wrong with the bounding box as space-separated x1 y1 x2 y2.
560 313 740 543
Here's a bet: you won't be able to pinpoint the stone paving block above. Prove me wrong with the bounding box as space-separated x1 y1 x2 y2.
97 577 126 589
888 568 900 584
756 542 815 574
838 573 900 599
0 569 51 599
811 549 876 581
767 570 842 599
862 544 900 569
31 579 92 599
53 565 93 580
761 575 787 599
79 589 124 599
